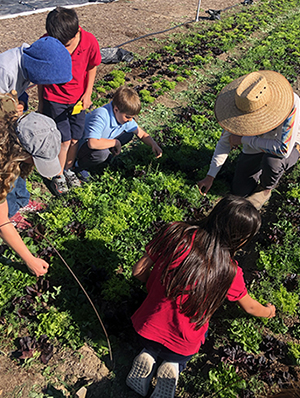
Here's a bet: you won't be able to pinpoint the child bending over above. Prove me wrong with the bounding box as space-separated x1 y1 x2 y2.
0 108 61 276
127 195 276 398
76 85 162 173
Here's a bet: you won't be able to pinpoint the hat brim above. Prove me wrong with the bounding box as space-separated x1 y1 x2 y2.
33 156 61 179
214 71 294 136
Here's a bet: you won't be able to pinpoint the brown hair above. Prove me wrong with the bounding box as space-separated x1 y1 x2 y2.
269 388 300 398
147 195 261 330
0 114 33 202
112 86 141 115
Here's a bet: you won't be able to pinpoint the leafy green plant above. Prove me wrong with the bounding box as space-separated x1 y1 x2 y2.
287 342 300 365
208 362 246 398
139 89 156 103
37 307 81 348
273 286 299 315
228 319 263 353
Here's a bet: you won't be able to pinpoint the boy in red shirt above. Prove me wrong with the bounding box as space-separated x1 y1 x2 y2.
39 7 101 196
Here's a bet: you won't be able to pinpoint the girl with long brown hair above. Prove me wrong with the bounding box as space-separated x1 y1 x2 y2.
126 195 276 398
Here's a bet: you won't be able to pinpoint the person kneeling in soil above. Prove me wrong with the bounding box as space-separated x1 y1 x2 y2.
76 85 162 175
198 71 300 209
126 195 276 398
0 105 62 277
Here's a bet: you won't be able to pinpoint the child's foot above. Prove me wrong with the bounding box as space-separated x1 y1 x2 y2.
50 175 69 196
150 361 179 398
19 200 45 213
126 350 157 396
75 167 91 183
63 169 81 188
10 212 32 230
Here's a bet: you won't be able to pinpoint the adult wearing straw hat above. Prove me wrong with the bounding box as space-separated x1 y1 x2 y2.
198 70 300 209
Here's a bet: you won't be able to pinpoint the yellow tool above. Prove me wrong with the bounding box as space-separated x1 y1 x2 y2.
72 100 83 115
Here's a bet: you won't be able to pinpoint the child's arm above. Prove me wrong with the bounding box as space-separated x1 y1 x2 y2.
237 293 276 318
81 65 97 110
132 253 154 283
136 127 163 158
88 137 121 155
0 200 49 276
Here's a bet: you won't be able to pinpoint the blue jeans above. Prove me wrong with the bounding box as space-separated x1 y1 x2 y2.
7 177 30 218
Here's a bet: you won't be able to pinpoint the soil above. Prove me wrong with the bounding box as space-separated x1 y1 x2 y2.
0 1 287 397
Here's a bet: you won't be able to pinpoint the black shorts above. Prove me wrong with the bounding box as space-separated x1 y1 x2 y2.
43 99 85 142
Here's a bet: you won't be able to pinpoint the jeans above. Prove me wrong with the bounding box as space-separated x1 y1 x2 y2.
7 177 30 218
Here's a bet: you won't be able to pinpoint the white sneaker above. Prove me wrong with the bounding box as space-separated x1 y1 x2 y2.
150 361 179 398
126 350 157 396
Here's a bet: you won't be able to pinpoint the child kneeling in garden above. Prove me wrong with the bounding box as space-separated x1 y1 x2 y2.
76 85 162 174
126 195 276 398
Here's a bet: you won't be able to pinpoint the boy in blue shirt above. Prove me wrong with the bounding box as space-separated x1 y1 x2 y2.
77 86 162 171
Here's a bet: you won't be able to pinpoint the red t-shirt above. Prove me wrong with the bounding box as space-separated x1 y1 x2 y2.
43 27 101 104
131 236 247 356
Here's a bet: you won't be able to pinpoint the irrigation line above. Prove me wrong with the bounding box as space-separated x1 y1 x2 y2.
7 220 114 362
117 0 256 48
38 230 113 362
117 20 195 48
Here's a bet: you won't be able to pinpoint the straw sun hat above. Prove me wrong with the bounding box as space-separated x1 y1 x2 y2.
214 70 294 136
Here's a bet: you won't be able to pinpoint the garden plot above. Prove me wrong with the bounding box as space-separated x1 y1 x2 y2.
1 0 300 396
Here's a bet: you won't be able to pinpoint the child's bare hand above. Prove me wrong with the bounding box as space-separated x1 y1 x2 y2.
81 93 92 110
266 303 276 318
111 139 121 156
26 257 49 277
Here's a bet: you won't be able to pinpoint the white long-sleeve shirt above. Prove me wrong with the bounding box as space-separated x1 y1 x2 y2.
207 93 300 178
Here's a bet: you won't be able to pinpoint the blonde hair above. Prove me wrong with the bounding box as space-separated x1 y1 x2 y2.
112 86 141 115
0 114 34 202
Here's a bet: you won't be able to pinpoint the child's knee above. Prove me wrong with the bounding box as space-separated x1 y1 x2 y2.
70 139 78 146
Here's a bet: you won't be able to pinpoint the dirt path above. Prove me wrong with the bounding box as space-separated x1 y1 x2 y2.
0 0 240 54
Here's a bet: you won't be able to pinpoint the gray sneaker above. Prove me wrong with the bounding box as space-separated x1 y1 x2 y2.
64 169 81 188
150 361 179 398
126 350 157 396
50 175 69 196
